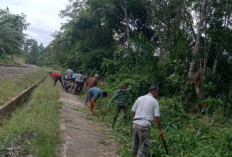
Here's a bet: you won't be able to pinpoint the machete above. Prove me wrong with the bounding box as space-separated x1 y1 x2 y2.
101 111 108 122
161 136 168 155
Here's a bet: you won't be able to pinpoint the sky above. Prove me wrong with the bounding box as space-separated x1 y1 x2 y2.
0 0 69 46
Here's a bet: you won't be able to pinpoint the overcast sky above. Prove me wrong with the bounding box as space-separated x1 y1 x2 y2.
0 0 68 46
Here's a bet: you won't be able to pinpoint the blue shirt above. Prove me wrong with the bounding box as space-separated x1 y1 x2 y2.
88 87 103 100
72 73 77 79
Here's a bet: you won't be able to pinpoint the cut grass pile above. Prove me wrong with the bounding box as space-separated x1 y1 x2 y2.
0 77 61 156
0 69 47 106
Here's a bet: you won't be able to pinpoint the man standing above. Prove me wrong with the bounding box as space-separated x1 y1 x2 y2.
85 74 99 105
131 85 163 157
65 68 73 80
74 71 84 94
48 72 63 87
107 84 130 128
87 87 107 115
86 74 99 90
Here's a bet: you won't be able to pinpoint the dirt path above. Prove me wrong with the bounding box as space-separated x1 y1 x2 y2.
59 90 121 157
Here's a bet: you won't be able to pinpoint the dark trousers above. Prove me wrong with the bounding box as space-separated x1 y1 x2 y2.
54 76 63 87
74 81 84 94
112 105 128 128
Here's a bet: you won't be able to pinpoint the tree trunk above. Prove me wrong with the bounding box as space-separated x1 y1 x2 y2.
203 1 212 74
188 0 207 78
120 0 130 44
213 58 218 74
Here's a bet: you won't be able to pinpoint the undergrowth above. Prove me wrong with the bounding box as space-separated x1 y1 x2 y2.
0 77 61 156
79 82 232 157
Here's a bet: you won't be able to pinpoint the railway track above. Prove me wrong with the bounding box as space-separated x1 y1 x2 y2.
0 64 37 79
0 64 29 67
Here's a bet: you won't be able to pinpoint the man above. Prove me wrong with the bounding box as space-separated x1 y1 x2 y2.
83 72 90 82
74 71 84 94
71 72 77 82
107 84 130 128
131 85 163 157
85 74 99 105
87 87 107 115
48 72 63 87
65 68 73 80
86 74 99 89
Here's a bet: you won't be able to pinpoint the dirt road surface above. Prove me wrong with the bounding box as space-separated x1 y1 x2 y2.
0 65 37 79
59 90 121 157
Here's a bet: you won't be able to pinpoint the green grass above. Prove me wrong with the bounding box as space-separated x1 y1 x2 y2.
0 69 47 106
78 83 232 157
0 55 15 64
0 77 61 157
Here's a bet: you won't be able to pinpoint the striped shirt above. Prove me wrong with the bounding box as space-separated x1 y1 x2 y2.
108 89 130 107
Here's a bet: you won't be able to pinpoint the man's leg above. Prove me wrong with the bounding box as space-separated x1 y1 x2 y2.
123 106 128 123
80 82 84 92
54 77 58 86
137 125 150 157
90 101 94 115
58 76 63 87
112 105 121 128
131 123 139 157
74 82 79 95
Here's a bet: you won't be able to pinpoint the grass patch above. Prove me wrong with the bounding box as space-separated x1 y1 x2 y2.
0 55 14 64
99 138 107 145
0 77 61 157
0 69 47 106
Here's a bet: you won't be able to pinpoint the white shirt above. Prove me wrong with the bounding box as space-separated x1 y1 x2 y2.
132 93 160 127
75 73 84 82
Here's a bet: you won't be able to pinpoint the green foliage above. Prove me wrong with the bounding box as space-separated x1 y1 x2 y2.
91 83 232 156
0 77 61 156
0 8 28 57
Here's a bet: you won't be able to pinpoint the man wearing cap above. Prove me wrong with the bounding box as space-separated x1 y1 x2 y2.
131 85 163 157
85 74 99 105
107 84 130 128
87 87 107 115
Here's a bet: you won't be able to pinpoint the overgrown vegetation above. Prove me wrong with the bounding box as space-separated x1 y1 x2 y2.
0 77 61 156
0 69 47 105
1 0 232 156
29 0 231 155
29 0 232 120
79 82 232 156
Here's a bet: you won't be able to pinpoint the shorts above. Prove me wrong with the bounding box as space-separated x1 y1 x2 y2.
86 91 93 103
131 123 150 157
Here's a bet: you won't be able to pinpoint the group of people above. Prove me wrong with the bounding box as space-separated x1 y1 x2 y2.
49 70 164 157
49 69 88 94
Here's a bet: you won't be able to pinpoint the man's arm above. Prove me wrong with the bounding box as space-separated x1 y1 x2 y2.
155 116 163 137
125 91 130 108
131 111 136 119
107 91 118 110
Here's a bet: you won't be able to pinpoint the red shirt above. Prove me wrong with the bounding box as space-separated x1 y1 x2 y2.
51 73 61 79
